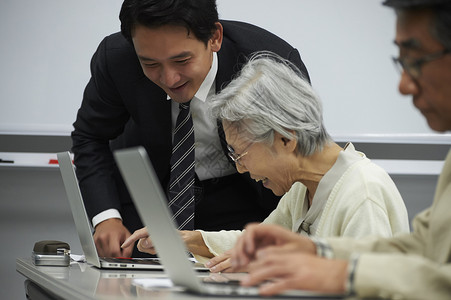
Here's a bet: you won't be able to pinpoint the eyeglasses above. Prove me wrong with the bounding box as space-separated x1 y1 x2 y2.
392 49 451 79
227 144 251 166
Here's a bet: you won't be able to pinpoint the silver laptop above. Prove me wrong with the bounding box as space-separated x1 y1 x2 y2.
57 151 163 270
114 146 345 298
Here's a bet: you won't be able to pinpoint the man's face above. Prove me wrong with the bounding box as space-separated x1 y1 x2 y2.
132 23 222 103
395 10 451 132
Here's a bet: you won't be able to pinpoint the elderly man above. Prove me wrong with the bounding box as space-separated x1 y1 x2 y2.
228 0 451 299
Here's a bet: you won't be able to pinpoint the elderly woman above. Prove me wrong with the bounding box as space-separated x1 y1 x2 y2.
122 52 409 270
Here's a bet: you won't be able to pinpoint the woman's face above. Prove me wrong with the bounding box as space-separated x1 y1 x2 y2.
223 121 297 196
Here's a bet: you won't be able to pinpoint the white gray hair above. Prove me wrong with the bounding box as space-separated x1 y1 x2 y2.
210 51 332 156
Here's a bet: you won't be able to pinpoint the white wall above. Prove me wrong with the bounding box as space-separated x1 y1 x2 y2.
0 0 437 137
0 0 123 135
217 0 434 137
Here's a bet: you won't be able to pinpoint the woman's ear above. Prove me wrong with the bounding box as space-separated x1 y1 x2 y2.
274 131 297 153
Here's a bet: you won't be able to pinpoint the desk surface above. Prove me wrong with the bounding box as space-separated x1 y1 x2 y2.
17 258 172 300
16 258 353 300
17 257 220 300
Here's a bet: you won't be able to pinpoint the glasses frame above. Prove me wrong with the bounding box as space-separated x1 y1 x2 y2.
227 144 251 166
392 48 451 79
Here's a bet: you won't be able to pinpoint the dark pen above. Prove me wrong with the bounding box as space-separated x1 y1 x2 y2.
0 159 14 163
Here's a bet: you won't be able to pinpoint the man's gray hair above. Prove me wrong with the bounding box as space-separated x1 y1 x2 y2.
389 2 451 49
428 6 451 49
210 51 332 157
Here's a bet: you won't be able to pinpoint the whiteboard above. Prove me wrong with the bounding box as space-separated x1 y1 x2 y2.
0 0 438 138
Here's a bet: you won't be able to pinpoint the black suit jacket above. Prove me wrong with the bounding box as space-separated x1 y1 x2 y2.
72 20 310 233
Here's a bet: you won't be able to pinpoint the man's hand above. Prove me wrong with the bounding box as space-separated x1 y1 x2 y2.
226 223 347 296
93 218 133 257
230 223 316 271
242 251 348 296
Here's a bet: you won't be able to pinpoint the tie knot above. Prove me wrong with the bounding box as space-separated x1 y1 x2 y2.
179 101 191 110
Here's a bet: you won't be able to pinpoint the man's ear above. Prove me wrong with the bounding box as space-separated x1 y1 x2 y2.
210 22 223 52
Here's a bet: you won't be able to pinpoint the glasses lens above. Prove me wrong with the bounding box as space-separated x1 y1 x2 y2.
392 57 418 79
227 145 237 160
409 62 420 78
392 57 403 74
227 145 234 154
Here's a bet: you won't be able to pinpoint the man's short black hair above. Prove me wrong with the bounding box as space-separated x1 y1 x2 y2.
119 0 219 45
383 0 451 8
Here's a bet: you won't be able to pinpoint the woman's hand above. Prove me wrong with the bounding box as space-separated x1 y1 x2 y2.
205 250 238 272
121 227 156 254
122 228 213 257
180 230 214 258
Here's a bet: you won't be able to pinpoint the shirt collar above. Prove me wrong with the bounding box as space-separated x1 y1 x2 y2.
166 52 218 102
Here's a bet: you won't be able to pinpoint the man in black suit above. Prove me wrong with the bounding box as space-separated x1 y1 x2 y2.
72 0 310 258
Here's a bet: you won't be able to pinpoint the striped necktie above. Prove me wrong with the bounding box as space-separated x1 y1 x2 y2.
168 101 195 230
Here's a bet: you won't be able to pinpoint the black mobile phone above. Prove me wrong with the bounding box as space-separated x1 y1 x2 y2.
32 240 70 267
